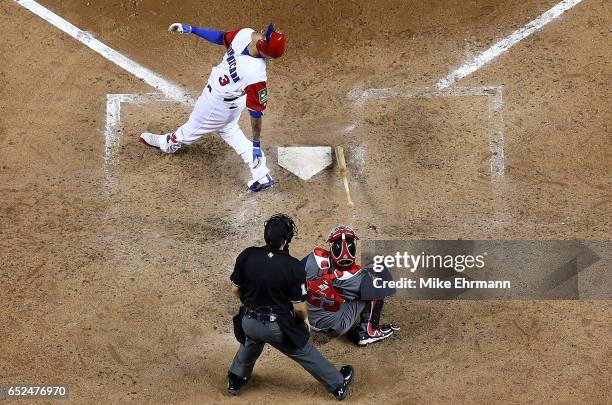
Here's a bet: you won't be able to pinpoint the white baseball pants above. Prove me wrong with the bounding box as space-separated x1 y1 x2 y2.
173 86 270 185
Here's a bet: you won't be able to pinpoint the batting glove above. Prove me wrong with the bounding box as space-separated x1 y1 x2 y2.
252 140 263 169
168 23 192 34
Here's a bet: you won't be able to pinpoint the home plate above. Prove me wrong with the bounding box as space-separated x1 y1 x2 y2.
277 146 333 181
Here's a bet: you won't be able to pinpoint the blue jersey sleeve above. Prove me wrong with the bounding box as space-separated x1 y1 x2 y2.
190 26 224 45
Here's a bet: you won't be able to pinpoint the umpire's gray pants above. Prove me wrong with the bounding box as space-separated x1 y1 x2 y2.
229 316 344 392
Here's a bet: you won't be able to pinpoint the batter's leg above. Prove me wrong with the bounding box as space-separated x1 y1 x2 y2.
173 89 223 145
140 87 224 153
218 116 271 187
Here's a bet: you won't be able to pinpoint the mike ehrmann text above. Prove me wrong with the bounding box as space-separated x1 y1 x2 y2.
374 277 512 289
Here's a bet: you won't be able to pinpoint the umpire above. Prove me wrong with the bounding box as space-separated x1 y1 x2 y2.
228 213 355 400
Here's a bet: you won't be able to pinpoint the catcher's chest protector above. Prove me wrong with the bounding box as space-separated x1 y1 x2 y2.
306 248 361 312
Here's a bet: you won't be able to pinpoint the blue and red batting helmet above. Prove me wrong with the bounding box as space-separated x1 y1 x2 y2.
256 23 286 58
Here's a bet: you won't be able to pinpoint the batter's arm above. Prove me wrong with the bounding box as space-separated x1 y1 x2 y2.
250 116 262 143
191 26 225 45
168 23 226 45
249 116 263 167
245 83 267 166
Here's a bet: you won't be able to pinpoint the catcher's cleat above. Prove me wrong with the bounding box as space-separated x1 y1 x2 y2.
332 365 354 401
357 328 394 346
139 132 181 153
248 174 275 192
227 371 249 396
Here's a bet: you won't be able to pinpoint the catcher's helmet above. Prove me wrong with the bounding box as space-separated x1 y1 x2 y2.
327 225 359 267
264 213 296 248
256 23 286 58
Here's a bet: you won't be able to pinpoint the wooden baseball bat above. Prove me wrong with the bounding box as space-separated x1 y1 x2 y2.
335 146 354 207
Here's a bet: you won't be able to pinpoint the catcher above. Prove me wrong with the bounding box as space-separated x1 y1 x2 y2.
302 225 399 345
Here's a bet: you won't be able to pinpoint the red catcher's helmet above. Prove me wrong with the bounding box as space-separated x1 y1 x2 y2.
327 225 359 268
256 23 286 58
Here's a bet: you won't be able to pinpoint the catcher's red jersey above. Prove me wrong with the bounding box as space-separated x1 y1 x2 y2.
304 248 364 312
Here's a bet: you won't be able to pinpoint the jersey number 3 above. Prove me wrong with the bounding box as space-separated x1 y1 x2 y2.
218 75 230 86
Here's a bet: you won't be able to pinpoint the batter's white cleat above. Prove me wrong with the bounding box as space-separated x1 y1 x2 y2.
139 132 181 153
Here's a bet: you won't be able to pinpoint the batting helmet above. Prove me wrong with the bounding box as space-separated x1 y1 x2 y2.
327 225 359 268
264 213 297 249
256 23 286 59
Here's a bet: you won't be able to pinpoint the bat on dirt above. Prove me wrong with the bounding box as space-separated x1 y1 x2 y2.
334 146 354 207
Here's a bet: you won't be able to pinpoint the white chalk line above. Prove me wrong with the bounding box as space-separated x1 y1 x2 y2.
436 0 585 90
104 93 182 164
103 93 191 195
348 86 501 104
12 0 193 200
488 88 505 177
13 0 192 103
12 0 194 177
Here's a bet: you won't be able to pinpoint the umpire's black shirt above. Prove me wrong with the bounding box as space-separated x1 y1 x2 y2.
230 246 307 314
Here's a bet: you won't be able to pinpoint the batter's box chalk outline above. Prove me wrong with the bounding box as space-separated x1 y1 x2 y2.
348 85 508 225
103 93 335 194
104 93 188 164
347 85 506 178
103 93 190 195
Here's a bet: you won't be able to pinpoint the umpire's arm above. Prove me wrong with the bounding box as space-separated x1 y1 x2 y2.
293 302 310 332
231 285 241 299
290 262 310 331
230 250 248 300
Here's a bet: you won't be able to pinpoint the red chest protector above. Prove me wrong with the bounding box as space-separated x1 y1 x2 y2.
306 248 361 312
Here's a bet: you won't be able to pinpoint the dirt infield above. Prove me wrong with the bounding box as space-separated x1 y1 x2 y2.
1 0 610 403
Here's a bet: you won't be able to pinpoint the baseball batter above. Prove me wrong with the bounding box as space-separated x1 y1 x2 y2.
303 225 400 346
140 23 286 192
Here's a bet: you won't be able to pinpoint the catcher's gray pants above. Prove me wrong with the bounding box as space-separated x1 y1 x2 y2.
229 316 344 392
309 299 367 336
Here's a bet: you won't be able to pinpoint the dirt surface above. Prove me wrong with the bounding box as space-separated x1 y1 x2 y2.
1 0 611 403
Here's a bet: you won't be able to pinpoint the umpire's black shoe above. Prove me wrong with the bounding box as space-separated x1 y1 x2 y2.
332 365 355 401
227 371 249 396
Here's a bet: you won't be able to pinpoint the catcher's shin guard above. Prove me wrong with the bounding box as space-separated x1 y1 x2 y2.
360 300 384 334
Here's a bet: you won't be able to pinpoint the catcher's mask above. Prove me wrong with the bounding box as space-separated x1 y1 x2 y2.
264 213 296 250
327 225 359 267
256 23 286 58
